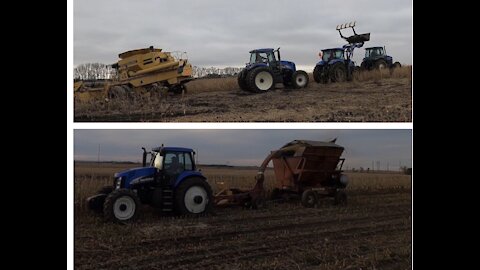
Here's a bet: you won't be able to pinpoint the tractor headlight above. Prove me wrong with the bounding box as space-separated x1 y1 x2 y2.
115 177 123 189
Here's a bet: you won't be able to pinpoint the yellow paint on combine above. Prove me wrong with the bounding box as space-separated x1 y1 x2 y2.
74 46 193 102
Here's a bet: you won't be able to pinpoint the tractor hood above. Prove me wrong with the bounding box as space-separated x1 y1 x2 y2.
114 167 156 181
280 60 296 71
114 167 156 189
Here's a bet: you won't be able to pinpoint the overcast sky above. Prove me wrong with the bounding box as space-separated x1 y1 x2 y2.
74 130 412 170
74 0 412 69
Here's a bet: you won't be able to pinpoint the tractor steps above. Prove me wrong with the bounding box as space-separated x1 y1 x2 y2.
161 187 174 213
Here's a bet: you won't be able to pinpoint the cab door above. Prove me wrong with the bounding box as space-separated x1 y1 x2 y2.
163 152 194 185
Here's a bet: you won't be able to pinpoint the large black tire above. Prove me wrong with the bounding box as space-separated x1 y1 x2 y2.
237 69 249 91
392 62 401 69
88 186 114 213
329 63 347 83
301 189 317 208
360 61 368 70
103 188 141 222
374 59 388 70
246 67 274 93
174 177 213 216
334 190 347 205
291 70 309 88
313 65 322 83
170 84 186 95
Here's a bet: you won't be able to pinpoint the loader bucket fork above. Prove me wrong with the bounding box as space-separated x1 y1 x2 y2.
336 22 370 80
336 22 370 45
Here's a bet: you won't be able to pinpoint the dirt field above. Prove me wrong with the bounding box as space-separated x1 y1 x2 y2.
74 68 412 122
74 163 412 269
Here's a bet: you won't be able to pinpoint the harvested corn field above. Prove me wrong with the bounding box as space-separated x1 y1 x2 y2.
74 163 411 269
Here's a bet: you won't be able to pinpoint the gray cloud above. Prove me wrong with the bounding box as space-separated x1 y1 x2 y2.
74 0 412 67
74 129 412 170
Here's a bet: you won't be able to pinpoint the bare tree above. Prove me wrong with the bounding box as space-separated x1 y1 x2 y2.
74 63 116 80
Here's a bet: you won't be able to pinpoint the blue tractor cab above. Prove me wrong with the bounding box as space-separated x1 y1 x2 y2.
238 47 309 93
361 46 401 70
87 146 213 222
313 48 356 83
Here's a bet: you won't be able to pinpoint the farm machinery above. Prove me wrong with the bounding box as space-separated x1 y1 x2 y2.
74 46 193 102
257 139 348 207
87 146 213 222
87 139 347 222
237 48 309 93
360 46 401 70
313 22 370 83
215 139 348 209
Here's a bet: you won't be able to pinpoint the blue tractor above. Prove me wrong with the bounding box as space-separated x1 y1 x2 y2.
313 22 370 84
87 146 213 222
360 46 401 70
237 48 309 93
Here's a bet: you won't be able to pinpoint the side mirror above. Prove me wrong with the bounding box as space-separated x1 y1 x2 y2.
154 153 163 170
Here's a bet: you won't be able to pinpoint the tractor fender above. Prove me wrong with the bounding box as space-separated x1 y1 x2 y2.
173 171 207 189
385 56 393 65
280 60 296 72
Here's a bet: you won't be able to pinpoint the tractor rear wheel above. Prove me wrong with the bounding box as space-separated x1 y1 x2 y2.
103 188 141 222
246 67 274 93
175 177 213 216
291 70 309 88
301 189 317 208
374 59 388 70
237 69 249 91
330 63 347 83
313 65 322 83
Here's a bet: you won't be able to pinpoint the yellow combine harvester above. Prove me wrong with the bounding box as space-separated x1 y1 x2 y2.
74 46 193 102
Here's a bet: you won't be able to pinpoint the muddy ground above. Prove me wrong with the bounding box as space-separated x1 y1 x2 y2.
74 77 412 122
74 189 411 269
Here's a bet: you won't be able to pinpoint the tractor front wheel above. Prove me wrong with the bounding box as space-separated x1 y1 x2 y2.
175 177 213 216
291 70 309 88
246 67 274 93
237 69 249 91
330 63 347 83
392 62 401 69
103 188 141 222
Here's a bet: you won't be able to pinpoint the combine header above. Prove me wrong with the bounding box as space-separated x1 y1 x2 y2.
74 46 193 102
